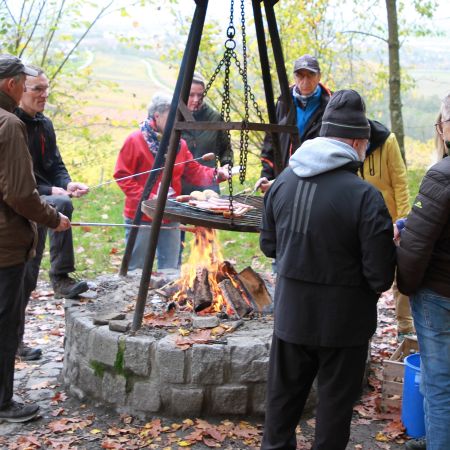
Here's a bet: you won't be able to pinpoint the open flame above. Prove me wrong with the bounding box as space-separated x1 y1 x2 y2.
172 228 252 316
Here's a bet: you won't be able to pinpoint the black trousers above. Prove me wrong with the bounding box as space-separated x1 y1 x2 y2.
0 263 25 409
261 335 368 450
18 195 74 345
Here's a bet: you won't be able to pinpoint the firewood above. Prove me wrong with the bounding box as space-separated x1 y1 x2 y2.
237 267 272 313
218 279 253 318
193 267 213 312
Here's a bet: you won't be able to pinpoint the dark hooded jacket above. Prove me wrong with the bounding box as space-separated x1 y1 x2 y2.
260 83 331 180
15 108 71 195
260 137 395 346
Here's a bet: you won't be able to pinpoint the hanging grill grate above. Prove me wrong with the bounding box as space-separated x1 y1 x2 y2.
141 195 263 232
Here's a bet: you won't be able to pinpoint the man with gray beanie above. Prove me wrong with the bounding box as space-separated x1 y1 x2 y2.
260 89 396 449
0 54 70 423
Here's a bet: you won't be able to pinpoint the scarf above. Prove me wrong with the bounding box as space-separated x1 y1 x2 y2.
292 84 321 108
140 117 161 156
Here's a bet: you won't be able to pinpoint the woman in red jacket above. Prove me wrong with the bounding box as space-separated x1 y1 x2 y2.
114 93 229 270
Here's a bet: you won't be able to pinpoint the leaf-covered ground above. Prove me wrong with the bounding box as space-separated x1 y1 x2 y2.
1 281 416 449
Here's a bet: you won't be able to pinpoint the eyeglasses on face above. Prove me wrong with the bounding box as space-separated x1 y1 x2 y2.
435 119 450 134
25 85 50 94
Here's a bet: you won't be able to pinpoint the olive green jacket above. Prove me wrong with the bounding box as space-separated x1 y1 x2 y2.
181 103 231 194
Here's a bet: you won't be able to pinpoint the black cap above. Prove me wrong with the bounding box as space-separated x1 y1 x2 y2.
0 54 38 79
320 89 370 140
293 54 320 73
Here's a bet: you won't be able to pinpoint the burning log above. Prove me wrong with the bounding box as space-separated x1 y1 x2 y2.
238 267 272 313
193 267 213 312
155 280 181 298
218 279 253 318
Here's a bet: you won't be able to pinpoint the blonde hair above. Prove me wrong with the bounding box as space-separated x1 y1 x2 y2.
435 93 450 160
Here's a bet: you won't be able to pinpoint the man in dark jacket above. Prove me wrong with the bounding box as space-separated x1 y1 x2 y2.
260 90 396 450
181 72 231 195
260 54 331 180
15 66 89 360
0 54 70 423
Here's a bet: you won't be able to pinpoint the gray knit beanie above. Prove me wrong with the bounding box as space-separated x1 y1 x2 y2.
320 89 370 139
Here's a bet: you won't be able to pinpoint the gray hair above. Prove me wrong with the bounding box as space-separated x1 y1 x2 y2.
27 64 45 77
192 71 205 87
435 93 450 159
147 93 172 118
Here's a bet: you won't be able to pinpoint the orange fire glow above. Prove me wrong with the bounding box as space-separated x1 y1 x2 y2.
172 227 251 316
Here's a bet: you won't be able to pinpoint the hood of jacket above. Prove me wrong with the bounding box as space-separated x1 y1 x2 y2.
367 119 390 156
289 137 361 177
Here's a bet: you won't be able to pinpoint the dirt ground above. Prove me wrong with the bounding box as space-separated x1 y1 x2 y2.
0 273 413 450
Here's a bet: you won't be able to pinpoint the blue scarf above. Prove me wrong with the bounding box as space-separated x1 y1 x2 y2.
293 85 322 139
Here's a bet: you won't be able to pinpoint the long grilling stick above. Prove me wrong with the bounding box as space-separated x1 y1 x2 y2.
90 153 216 190
71 222 198 233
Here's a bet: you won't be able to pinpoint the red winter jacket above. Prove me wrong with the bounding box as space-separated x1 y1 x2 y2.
114 130 216 221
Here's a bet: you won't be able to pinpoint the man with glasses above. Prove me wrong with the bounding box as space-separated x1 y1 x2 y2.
0 54 70 422
260 54 331 182
15 66 89 361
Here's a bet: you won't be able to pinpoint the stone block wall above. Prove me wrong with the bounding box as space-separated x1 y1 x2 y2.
62 306 274 418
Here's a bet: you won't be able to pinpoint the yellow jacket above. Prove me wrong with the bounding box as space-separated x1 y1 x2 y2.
361 131 410 222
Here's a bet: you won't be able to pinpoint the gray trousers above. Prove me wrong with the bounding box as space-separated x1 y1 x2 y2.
19 194 75 344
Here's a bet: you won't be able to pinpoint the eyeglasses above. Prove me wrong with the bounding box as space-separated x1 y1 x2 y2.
25 85 50 95
435 119 450 135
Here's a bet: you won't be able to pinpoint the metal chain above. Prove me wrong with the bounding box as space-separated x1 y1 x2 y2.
201 0 267 218
238 0 249 184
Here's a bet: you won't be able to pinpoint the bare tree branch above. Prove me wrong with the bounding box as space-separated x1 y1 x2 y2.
340 29 388 43
40 0 65 67
19 0 46 58
49 0 114 82
1 0 17 25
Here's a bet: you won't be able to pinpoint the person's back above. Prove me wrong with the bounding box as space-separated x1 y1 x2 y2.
260 89 395 450
262 137 395 347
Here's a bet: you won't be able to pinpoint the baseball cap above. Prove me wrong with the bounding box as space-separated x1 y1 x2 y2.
0 54 38 79
293 54 320 74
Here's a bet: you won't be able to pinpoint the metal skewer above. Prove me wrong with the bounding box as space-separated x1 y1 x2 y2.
71 222 198 233
90 152 216 190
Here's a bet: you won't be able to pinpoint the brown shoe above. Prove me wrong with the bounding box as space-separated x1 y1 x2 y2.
51 274 88 299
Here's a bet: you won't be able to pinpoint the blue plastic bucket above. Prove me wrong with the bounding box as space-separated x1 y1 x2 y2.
401 353 425 438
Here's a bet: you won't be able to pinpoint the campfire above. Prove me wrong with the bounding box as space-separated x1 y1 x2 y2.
158 228 271 319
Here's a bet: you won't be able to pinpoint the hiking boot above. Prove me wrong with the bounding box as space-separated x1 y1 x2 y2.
405 438 426 449
51 274 88 299
0 401 39 423
17 344 42 361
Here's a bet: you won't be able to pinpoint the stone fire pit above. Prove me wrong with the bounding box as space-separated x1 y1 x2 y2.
62 271 274 418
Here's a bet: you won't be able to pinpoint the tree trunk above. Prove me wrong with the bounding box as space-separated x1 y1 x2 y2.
385 0 406 163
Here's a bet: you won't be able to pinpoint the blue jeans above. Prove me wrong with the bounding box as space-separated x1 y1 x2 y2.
410 288 450 450
124 218 180 271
